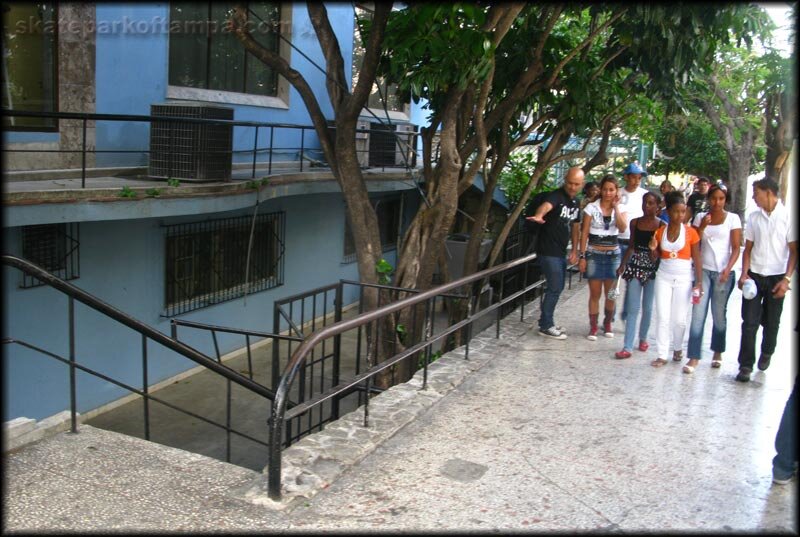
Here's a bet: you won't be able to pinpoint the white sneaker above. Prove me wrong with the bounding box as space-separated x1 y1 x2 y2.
538 326 567 340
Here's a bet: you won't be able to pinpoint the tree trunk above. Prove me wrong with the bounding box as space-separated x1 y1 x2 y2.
727 150 752 221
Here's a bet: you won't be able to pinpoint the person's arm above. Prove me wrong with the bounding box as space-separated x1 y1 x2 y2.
648 225 662 261
738 239 753 289
690 230 703 294
576 212 591 271
617 217 637 276
719 226 742 283
771 241 797 298
526 201 553 224
612 200 627 234
693 212 710 235
568 220 580 265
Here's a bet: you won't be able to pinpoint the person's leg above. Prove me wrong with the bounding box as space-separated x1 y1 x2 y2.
653 275 673 363
619 243 628 321
709 270 735 354
587 279 602 315
737 270 764 377
602 277 616 336
622 278 643 352
538 255 564 331
638 278 655 349
670 277 693 360
772 376 797 483
687 269 713 360
759 274 786 364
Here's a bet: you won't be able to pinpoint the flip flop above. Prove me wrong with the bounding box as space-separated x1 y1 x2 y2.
651 358 668 368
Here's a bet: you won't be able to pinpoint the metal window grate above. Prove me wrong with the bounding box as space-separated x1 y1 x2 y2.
20 223 80 288
164 212 285 316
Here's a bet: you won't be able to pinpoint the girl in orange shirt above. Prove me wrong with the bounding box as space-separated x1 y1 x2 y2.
648 191 703 368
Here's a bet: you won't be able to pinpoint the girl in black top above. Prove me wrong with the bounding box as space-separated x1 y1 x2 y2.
613 192 661 359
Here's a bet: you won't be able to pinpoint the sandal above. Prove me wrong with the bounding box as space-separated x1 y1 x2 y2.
615 350 632 359
672 351 683 362
711 359 722 368
682 365 695 374
651 358 668 368
638 341 649 352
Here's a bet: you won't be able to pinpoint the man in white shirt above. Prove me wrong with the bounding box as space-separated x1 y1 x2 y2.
735 178 797 382
617 162 650 321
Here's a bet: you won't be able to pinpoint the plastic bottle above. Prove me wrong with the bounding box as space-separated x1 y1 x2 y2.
691 288 701 305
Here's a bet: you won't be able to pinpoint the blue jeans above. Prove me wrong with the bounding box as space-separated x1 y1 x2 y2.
538 255 566 331
622 277 655 352
687 268 735 359
773 375 797 478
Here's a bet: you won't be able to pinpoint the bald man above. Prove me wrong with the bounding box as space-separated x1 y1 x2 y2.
526 166 584 339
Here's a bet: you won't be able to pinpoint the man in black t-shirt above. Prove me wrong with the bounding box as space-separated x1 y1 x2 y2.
526 166 584 339
685 176 710 223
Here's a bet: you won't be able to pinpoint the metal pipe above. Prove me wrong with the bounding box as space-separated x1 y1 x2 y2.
252 126 259 179
142 335 150 440
81 118 87 189
68 297 77 433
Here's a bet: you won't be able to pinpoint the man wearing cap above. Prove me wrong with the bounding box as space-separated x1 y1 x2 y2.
685 176 711 223
617 162 649 321
735 177 797 382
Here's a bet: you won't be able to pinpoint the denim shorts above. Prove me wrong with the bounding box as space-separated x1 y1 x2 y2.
585 248 621 280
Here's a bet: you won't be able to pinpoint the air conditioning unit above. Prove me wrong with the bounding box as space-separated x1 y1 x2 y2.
356 120 370 167
149 102 234 182
394 123 418 167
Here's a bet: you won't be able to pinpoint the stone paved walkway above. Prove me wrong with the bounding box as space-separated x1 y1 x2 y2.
3 276 797 532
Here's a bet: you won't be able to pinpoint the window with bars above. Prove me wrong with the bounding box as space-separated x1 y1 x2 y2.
20 223 80 288
164 212 285 316
343 196 402 263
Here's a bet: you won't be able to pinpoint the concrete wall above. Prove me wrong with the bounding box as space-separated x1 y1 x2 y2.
2 189 414 421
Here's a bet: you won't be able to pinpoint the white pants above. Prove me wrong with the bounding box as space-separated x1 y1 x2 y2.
654 273 693 360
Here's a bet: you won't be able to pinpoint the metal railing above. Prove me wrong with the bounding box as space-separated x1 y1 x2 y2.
2 109 420 188
265 251 580 499
1 254 284 466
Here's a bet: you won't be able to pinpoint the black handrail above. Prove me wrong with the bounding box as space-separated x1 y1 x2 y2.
2 255 276 401
2 108 421 186
266 251 567 500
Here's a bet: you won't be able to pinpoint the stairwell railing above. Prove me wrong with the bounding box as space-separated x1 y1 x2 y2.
2 254 284 465
265 251 579 500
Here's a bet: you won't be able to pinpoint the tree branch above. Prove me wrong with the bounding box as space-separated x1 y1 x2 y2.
348 3 392 116
231 5 334 161
306 4 348 112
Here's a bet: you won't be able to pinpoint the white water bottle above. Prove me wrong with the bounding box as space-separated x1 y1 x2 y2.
742 279 757 300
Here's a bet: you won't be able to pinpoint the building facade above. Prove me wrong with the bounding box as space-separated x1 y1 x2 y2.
2 2 426 423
